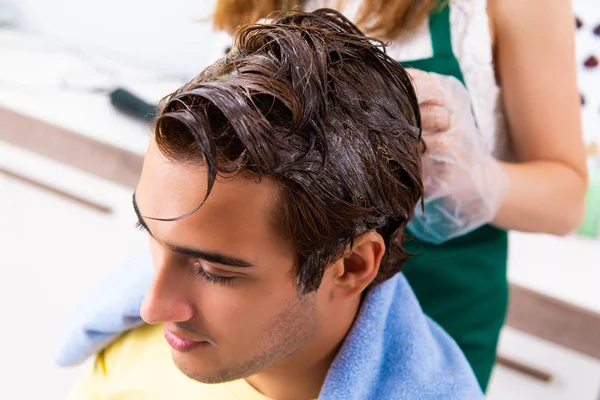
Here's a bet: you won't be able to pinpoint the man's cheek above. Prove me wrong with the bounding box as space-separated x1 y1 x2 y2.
203 292 265 334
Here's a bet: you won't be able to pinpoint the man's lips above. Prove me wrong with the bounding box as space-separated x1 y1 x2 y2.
164 328 209 352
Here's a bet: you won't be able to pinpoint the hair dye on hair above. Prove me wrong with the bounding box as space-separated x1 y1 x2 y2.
153 9 423 293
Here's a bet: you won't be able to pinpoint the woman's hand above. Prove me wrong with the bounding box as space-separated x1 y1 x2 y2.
406 69 509 244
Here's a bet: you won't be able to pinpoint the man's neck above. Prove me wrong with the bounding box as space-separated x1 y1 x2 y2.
245 298 361 400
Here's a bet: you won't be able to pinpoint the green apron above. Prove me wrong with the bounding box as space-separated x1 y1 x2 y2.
399 4 509 392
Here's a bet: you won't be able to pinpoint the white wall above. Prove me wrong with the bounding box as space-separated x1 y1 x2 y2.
574 0 600 144
11 0 230 78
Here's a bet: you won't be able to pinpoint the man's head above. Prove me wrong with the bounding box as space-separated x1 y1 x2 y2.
135 8 422 385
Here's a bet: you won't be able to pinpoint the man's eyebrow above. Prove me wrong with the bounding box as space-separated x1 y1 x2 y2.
168 245 254 268
131 192 254 269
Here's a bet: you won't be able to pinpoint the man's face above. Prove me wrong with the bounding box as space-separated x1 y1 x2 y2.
135 140 335 383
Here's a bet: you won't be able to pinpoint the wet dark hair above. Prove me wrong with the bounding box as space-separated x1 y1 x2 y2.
153 8 423 293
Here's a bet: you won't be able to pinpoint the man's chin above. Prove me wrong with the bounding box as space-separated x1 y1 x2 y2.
171 352 241 384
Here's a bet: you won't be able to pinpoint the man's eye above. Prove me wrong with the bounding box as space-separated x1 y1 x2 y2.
195 263 236 287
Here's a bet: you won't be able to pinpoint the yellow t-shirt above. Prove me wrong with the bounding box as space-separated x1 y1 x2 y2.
66 324 274 400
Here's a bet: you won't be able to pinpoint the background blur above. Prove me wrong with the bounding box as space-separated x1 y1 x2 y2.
0 0 598 399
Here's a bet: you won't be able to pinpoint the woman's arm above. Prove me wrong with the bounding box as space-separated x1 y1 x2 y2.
489 0 588 235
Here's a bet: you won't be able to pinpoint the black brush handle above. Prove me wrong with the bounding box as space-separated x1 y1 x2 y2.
109 88 157 122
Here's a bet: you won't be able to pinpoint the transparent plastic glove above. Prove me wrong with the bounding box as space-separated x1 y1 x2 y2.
406 69 509 244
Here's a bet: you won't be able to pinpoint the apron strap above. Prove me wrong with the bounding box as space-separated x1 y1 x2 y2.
401 1 466 84
429 2 454 57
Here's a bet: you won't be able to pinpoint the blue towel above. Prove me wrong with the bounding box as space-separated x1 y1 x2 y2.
56 249 483 399
320 273 483 399
55 249 153 367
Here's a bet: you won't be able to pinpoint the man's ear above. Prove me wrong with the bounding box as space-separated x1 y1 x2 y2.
333 231 385 298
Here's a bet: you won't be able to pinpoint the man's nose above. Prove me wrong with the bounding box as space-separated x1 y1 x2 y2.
140 255 194 325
